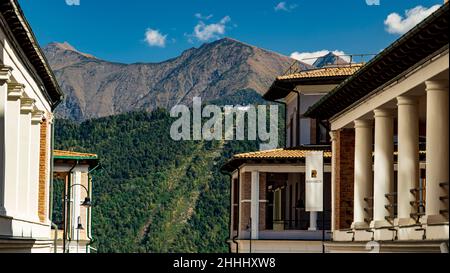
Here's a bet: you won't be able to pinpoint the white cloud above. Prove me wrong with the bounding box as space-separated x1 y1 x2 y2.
193 16 231 41
274 2 298 12
195 13 213 20
290 50 349 65
384 5 441 35
65 0 80 6
144 29 167 47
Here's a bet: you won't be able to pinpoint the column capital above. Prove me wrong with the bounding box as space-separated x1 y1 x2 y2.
425 80 449 91
329 131 338 142
0 66 13 84
354 119 373 129
7 83 25 100
31 110 45 124
20 97 36 114
397 96 419 106
47 112 55 124
374 108 394 118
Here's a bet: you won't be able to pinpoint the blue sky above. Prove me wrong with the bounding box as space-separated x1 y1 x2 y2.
19 0 444 64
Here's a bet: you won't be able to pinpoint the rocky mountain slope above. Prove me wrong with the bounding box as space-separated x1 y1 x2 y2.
44 38 309 121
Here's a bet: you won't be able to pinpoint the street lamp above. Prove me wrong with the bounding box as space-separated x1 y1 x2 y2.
63 183 92 253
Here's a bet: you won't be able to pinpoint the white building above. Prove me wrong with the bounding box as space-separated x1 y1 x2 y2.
305 2 449 252
0 0 63 252
53 150 100 254
222 63 363 253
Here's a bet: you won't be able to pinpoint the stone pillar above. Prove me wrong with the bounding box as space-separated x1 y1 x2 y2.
425 80 449 224
397 96 419 226
372 109 395 228
18 98 35 219
352 120 373 229
250 171 260 239
29 110 44 222
330 131 338 231
0 66 12 216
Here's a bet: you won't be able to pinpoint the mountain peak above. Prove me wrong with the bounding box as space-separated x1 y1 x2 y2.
47 42 96 59
313 52 348 68
215 37 254 47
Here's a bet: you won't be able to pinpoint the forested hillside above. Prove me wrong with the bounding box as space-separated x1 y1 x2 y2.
54 105 284 252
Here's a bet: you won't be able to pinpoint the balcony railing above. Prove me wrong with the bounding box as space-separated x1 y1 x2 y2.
410 187 426 221
284 53 377 76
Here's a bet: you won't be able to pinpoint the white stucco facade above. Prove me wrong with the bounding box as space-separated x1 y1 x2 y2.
328 49 449 253
0 0 62 253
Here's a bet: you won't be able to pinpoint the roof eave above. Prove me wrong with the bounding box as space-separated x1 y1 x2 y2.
304 3 449 120
0 0 64 108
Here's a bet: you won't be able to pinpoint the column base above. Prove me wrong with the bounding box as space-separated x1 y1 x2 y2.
351 221 369 230
354 230 373 241
422 214 449 225
370 219 393 229
396 217 419 227
426 224 449 241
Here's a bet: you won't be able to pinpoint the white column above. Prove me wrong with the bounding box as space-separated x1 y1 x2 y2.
44 115 54 222
397 96 419 226
18 98 35 219
0 66 12 216
425 80 449 224
251 171 259 239
3 83 24 217
309 212 318 231
29 110 44 222
330 131 338 231
373 109 394 228
73 171 82 240
353 120 373 229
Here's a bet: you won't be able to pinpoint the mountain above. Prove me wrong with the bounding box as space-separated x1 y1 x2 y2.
313 52 348 68
44 38 306 121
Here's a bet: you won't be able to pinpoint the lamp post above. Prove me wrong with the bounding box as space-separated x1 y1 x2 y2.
63 183 92 253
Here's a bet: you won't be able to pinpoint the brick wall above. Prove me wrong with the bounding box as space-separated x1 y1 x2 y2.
38 118 48 223
335 129 355 230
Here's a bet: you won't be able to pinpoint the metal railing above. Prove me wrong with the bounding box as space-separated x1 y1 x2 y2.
440 182 449 217
284 53 377 76
385 192 398 224
410 187 426 221
364 196 374 224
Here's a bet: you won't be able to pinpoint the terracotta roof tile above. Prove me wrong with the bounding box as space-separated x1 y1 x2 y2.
277 64 363 81
233 148 332 160
53 150 98 160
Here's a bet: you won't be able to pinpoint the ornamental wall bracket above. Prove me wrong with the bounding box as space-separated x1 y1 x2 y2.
46 112 55 124
0 66 13 84
7 83 25 100
31 109 45 125
20 97 36 114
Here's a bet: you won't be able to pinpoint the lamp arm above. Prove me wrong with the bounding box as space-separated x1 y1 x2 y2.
68 183 89 194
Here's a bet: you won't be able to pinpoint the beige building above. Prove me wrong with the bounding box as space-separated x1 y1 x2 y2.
305 3 449 253
0 0 64 252
222 63 364 253
52 150 100 254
